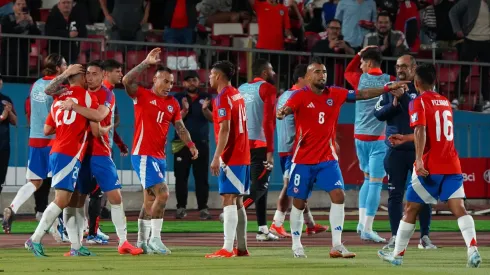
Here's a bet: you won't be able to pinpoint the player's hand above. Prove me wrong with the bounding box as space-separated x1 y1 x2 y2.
59 98 75 111
264 152 274 171
415 159 429 177
202 98 211 110
118 143 129 156
388 81 411 91
393 96 398 106
210 157 220 176
2 101 12 112
144 48 161 65
63 64 84 77
388 134 406 146
390 88 405 99
359 45 378 55
189 146 199 160
276 107 287 120
182 97 190 111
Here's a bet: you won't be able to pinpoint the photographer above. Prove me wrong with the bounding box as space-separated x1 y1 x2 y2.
1 0 41 78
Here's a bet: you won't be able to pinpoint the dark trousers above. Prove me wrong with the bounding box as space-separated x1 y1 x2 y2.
0 148 10 194
88 183 102 236
174 141 209 210
34 178 52 213
243 147 271 227
456 39 490 101
384 148 432 237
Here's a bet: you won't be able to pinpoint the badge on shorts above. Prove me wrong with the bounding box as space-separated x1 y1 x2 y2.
326 99 333 106
218 108 227 117
411 112 418 123
158 172 163 178
293 187 299 193
167 105 174 113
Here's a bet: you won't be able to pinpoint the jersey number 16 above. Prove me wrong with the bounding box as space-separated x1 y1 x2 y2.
435 110 454 142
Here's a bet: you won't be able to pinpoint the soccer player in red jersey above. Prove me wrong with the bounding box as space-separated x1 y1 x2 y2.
378 64 481 268
205 61 251 258
25 66 99 257
276 59 408 258
122 48 198 255
60 61 143 255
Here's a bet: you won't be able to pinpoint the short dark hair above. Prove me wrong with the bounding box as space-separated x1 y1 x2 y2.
308 56 324 67
212 61 235 80
43 54 64 76
327 19 341 26
155 65 172 75
360 48 382 67
415 63 436 86
87 60 103 70
102 59 122 72
377 11 391 21
252 59 271 77
292 64 308 84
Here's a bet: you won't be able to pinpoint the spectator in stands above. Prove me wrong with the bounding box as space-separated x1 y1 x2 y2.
449 0 490 113
284 0 305 50
434 0 458 42
375 0 398 22
335 0 377 50
0 75 18 194
394 0 420 52
303 0 328 33
100 0 149 46
363 12 409 57
312 19 355 84
322 0 338 27
0 0 13 18
0 0 41 78
250 0 294 51
197 0 251 27
45 0 87 64
150 0 199 45
172 71 213 220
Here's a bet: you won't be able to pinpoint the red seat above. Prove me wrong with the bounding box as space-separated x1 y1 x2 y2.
459 93 479 111
77 53 87 64
39 8 50 22
437 66 459 98
236 51 247 76
105 51 124 64
137 65 157 87
126 50 149 69
466 76 481 94
29 43 40 69
442 51 458 61
304 32 321 51
88 52 101 61
470 65 481 76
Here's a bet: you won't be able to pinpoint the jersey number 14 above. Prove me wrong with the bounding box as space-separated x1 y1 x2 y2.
435 110 454 141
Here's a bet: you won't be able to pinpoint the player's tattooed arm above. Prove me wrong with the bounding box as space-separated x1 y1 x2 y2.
356 81 411 100
276 106 293 120
45 64 84 95
122 62 149 96
174 119 199 160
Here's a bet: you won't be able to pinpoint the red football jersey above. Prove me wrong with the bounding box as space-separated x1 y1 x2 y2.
49 86 99 160
131 87 181 159
409 91 461 174
212 86 251 166
88 86 115 156
285 86 355 164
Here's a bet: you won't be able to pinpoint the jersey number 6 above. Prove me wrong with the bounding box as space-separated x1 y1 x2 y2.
54 98 79 126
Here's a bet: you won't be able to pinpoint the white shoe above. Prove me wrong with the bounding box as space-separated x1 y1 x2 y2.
256 232 279 241
361 231 386 243
482 101 490 113
451 99 459 110
35 212 43 222
418 235 437 249
148 237 171 255
467 247 482 268
137 241 154 254
97 228 110 241
292 246 307 258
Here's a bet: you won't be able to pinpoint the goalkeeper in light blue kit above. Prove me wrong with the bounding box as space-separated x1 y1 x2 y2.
344 46 402 243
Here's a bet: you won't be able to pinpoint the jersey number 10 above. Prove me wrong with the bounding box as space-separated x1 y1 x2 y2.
54 98 79 126
435 110 454 142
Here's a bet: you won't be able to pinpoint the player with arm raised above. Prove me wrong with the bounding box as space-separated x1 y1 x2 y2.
205 61 250 258
276 59 408 258
25 71 97 257
378 64 481 268
122 48 198 255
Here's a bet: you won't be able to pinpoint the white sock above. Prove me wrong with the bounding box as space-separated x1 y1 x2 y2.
150 218 163 240
83 198 89 230
258 225 269 234
32 202 62 243
10 182 37 213
290 206 304 249
457 215 477 248
75 207 85 246
273 210 286 227
236 206 248 251
330 203 345 247
222 205 238 252
63 207 80 250
363 216 375 233
111 204 127 245
359 208 366 225
393 221 415 256
137 219 151 244
304 209 315 228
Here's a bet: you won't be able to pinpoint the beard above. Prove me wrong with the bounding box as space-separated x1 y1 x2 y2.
397 73 406 80
313 82 325 90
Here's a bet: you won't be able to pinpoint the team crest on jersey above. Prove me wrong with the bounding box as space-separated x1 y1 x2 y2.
279 10 284 16
167 105 174 113
411 112 418 123
348 90 355 95
326 99 333 106
199 99 204 104
218 108 227 117
410 93 417 99
104 101 111 108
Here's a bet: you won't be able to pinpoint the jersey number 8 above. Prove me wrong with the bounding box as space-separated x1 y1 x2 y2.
435 110 454 141
54 98 79 126
318 112 325 124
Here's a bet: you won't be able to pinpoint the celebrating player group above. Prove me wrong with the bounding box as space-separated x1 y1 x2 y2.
2 45 481 268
